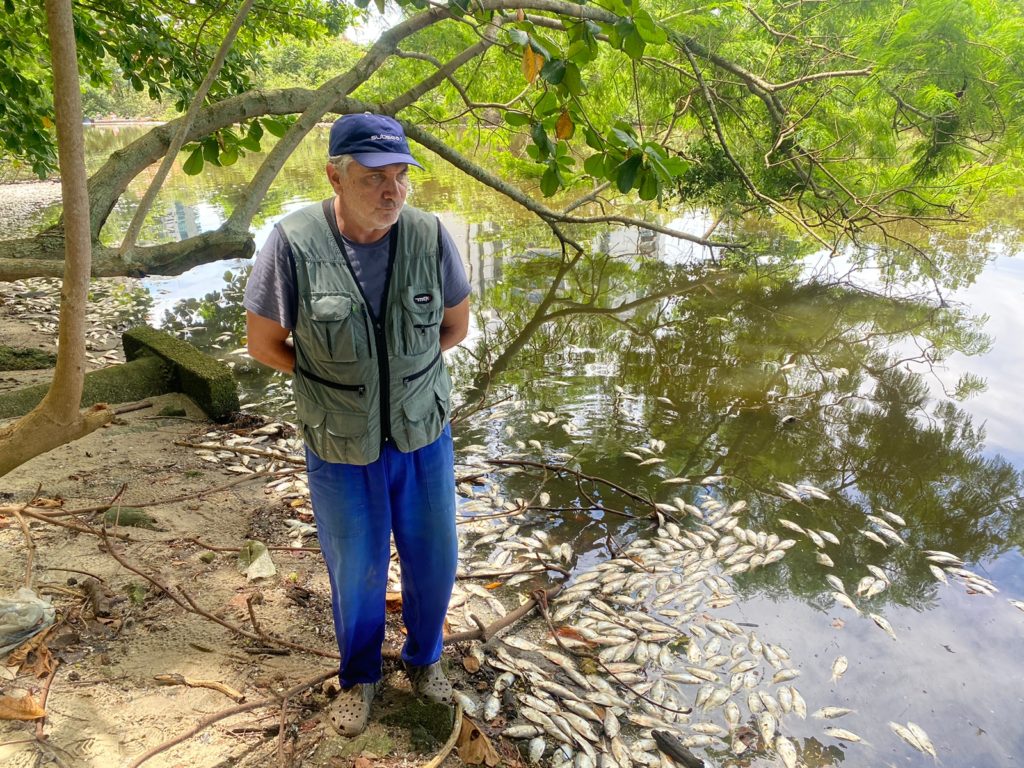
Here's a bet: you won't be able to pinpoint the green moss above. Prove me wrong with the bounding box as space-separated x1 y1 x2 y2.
123 326 239 420
332 723 395 757
103 507 160 529
0 355 170 420
380 696 454 748
0 346 56 371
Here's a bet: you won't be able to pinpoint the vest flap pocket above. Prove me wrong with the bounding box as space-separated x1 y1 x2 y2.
296 399 326 429
324 409 367 438
403 393 436 422
401 287 441 314
311 293 352 321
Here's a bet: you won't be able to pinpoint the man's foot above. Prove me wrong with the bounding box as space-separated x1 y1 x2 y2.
406 660 453 705
327 681 379 736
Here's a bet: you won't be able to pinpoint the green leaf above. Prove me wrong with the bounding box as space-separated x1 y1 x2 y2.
448 0 471 17
506 28 529 46
219 146 239 166
541 59 567 85
616 154 642 192
584 153 605 177
662 156 688 176
638 168 659 199
633 10 668 44
247 120 264 141
531 122 552 159
262 118 289 138
237 134 261 152
540 165 560 196
584 128 605 151
611 127 639 149
202 138 220 164
623 29 646 60
535 90 559 117
562 62 583 96
504 111 530 127
374 0 386 11
182 146 204 176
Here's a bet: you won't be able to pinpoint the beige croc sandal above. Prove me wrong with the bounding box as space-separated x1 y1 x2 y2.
327 681 379 737
405 661 452 705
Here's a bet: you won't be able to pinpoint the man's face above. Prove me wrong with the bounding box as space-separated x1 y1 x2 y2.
328 160 410 237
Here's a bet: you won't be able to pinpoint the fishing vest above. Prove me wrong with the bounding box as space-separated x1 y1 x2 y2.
280 202 452 465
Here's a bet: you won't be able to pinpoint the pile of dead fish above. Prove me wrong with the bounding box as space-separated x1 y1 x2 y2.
0 277 150 370
179 425 1024 766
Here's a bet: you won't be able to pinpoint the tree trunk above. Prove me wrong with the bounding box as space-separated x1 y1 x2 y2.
0 0 113 478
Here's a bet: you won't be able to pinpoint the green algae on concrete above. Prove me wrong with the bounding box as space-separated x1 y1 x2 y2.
0 355 169 420
123 325 239 420
0 346 56 371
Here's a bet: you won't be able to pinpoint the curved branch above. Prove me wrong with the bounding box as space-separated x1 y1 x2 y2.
403 122 735 249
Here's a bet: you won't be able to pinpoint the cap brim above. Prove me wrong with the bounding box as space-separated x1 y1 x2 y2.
352 152 423 169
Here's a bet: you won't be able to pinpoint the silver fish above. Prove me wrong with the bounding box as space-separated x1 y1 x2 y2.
824 727 863 742
813 707 854 719
776 735 798 768
831 656 848 683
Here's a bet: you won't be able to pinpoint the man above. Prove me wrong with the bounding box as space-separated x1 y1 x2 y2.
243 113 471 736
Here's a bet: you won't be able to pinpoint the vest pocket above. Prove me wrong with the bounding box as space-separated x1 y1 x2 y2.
309 292 360 362
297 399 375 465
400 286 443 356
400 370 450 450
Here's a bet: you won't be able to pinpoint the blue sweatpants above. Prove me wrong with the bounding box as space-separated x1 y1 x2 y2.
305 425 458 688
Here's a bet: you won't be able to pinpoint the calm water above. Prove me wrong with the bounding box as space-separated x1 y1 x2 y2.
18 126 1024 766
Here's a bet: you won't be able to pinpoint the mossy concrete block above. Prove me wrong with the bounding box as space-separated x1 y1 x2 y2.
122 325 239 420
0 346 57 371
0 355 170 420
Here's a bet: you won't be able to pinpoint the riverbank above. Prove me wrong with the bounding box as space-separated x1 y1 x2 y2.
0 281 480 768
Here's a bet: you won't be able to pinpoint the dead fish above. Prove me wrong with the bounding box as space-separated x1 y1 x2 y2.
859 529 888 547
775 734 798 768
889 721 926 753
824 727 864 743
789 686 807 718
831 656 848 683
869 612 897 641
907 722 937 758
813 707 854 719
772 668 801 684
758 711 777 745
832 591 861 614
816 551 835 567
528 736 547 763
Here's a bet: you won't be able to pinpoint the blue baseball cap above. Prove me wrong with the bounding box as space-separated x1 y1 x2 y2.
328 113 423 169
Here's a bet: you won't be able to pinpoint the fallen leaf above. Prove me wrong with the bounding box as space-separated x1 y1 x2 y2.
463 655 481 674
0 693 45 721
457 715 501 766
554 626 597 648
385 591 403 613
484 582 503 590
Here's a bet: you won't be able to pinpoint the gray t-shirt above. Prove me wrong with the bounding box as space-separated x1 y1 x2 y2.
244 200 471 329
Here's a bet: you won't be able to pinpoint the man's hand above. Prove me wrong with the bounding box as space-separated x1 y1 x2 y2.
439 297 470 351
246 310 295 374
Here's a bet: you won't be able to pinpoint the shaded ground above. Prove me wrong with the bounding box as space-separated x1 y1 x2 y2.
0 393 486 768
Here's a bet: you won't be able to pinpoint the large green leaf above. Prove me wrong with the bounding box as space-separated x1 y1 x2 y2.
182 146 205 176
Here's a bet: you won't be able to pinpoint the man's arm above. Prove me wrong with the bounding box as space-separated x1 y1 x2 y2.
247 310 295 374
439 297 469 351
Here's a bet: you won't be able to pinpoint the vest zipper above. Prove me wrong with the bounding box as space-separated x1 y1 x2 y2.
295 364 366 395
362 306 373 358
403 350 442 385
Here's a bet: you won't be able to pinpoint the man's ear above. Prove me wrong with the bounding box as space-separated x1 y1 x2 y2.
325 163 342 192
